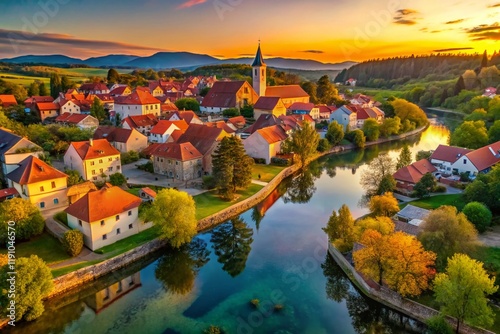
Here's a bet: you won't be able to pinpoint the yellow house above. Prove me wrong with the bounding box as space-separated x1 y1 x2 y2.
65 186 149 251
253 96 287 120
0 128 42 182
64 138 121 182
7 156 68 211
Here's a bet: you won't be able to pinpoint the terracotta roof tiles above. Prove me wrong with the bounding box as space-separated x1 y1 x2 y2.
7 156 67 185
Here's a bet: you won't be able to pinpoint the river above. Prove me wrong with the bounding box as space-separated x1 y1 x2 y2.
6 121 451 334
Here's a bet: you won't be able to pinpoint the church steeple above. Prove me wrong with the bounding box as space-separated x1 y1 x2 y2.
252 42 266 96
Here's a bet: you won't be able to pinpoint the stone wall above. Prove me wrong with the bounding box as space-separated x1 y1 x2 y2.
328 243 494 334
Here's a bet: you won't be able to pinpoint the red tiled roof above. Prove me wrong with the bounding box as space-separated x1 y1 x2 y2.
149 142 202 161
79 83 109 92
393 159 437 184
171 120 189 132
65 186 141 222
205 121 236 134
135 86 150 93
69 139 120 160
289 102 315 111
24 96 53 104
430 145 472 163
93 126 143 143
140 187 157 199
150 120 179 135
36 102 59 111
256 125 288 144
245 114 280 134
114 90 160 106
179 110 200 124
201 81 248 108
0 95 17 107
7 156 67 185
0 187 19 199
122 114 158 129
228 116 246 127
265 85 309 99
177 124 226 155
254 96 282 110
110 86 131 95
55 112 94 124
161 102 178 112
465 141 500 172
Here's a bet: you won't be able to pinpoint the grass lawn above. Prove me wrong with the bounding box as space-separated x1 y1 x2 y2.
51 259 103 278
127 188 141 196
400 194 466 211
194 183 263 220
252 164 285 182
53 211 68 227
94 226 160 257
0 232 70 265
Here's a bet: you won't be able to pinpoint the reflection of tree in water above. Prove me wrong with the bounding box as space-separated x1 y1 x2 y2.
283 170 317 204
210 216 254 277
155 238 210 295
322 254 425 334
251 206 263 231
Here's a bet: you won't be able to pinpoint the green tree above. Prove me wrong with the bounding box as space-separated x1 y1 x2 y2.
109 172 127 186
362 119 380 141
0 255 53 321
66 169 83 186
175 98 200 112
60 76 73 92
413 173 437 198
140 189 197 248
488 120 500 143
49 73 62 98
434 253 498 332
418 206 478 271
90 97 106 122
107 68 121 84
212 136 254 200
481 50 488 68
222 108 240 117
450 120 488 149
396 144 412 170
354 216 395 241
379 117 401 137
462 202 492 233
350 129 366 148
300 81 318 104
316 75 339 105
39 82 49 96
325 121 344 146
391 98 428 128
0 198 44 245
62 230 84 257
287 121 320 167
210 216 254 277
28 81 40 97
377 174 396 194
322 204 355 252
360 153 395 196
317 138 330 152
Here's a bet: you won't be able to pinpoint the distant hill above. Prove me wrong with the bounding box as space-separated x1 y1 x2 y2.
1 54 85 65
84 54 139 67
1 51 357 71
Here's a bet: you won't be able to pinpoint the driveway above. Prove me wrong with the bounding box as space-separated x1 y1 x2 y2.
479 225 500 248
122 160 208 196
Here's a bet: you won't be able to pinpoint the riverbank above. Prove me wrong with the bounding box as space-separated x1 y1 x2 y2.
0 125 428 330
328 242 493 334
426 107 465 117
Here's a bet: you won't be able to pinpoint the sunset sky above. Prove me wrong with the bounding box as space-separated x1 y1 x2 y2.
0 0 499 63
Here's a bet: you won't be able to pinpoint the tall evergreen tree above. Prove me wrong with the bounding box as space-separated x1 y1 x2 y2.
107 68 121 84
38 82 49 96
60 75 73 92
396 144 412 170
27 81 39 97
453 75 465 96
481 50 488 68
49 73 62 98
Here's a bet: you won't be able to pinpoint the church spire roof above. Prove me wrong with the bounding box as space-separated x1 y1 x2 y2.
252 43 266 67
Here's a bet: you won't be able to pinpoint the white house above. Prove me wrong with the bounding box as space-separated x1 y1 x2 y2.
329 106 357 131
243 125 288 164
429 144 472 174
450 141 500 176
65 186 149 251
64 138 121 182
148 120 188 144
114 91 161 119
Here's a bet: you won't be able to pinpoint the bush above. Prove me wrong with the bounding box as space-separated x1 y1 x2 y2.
0 198 45 245
121 150 140 165
317 138 330 152
462 202 493 233
271 156 291 166
109 172 127 186
253 158 266 164
62 230 84 257
240 105 254 118
425 315 454 334
53 211 68 226
433 185 447 193
137 161 154 173
202 175 216 190
222 108 240 117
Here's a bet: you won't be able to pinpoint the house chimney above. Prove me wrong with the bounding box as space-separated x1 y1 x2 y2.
89 138 94 147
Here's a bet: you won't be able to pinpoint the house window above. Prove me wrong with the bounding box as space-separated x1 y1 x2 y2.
254 69 257 76
92 170 96 175
40 186 44 192
54 198 59 205
262 69 264 76
100 220 105 226
116 215 120 221
103 234 107 240
117 166 121 170
78 220 82 226
116 228 121 235
157 157 160 162
108 167 113 172
117 281 123 293
108 157 112 162
99 159 103 163
51 181 56 188
161 159 164 163
175 161 179 165
99 168 103 173
90 161 95 166
463 159 467 164
128 210 132 216
244 87 249 94
40 202 45 208
129 223 133 229
93 177 98 181
116 157 120 160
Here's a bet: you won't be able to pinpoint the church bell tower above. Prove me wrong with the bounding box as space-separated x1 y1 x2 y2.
252 42 266 96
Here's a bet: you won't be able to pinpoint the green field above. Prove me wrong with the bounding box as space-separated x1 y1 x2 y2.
0 72 49 86
400 194 466 211
252 164 285 182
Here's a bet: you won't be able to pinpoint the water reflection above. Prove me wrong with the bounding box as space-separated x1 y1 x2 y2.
155 238 210 295
85 273 142 313
210 216 254 277
322 254 426 334
282 170 318 204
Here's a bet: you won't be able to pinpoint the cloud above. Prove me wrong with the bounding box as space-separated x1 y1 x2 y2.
488 3 500 8
419 27 428 32
0 29 164 58
393 8 420 25
301 50 325 54
177 0 206 9
433 47 474 52
445 19 466 24
466 22 500 40
430 30 442 33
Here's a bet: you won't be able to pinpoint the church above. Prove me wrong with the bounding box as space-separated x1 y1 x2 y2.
200 44 310 116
